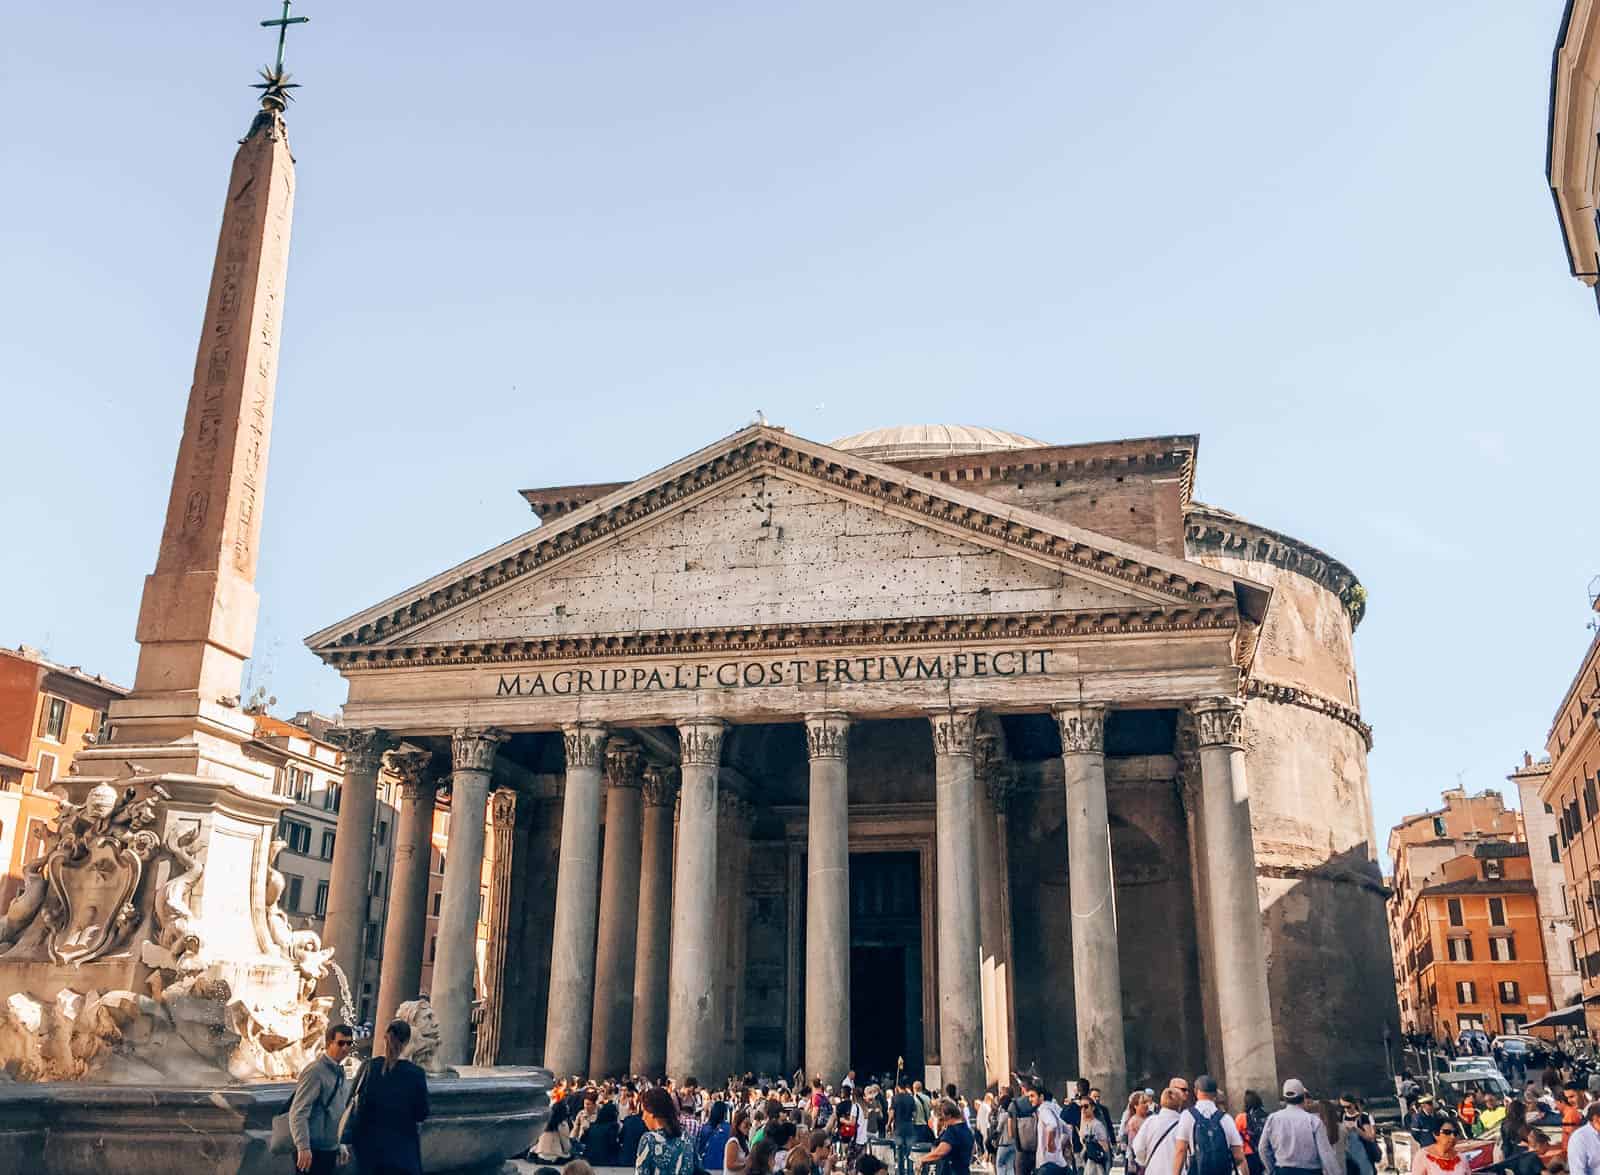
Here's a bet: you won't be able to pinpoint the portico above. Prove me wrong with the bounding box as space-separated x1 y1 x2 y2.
306 424 1314 1096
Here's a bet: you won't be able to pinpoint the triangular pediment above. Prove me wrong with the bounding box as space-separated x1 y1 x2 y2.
307 426 1254 664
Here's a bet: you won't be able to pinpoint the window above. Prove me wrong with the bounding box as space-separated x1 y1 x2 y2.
1552 834 1562 863
1483 858 1504 880
1490 935 1516 961
38 696 68 741
1448 937 1474 962
1489 897 1506 926
320 830 336 860
1574 941 1583 973
284 875 303 913
1503 1014 1528 1033
35 752 56 792
1459 1014 1485 1031
365 922 379 959
1448 898 1464 927
1586 777 1598 823
1433 816 1448 837
428 935 437 963
1500 980 1521 1004
373 870 384 898
314 880 329 917
1457 980 1476 1004
279 817 311 855
25 820 48 862
324 782 340 813
431 892 442 917
376 821 388 847
478 889 487 923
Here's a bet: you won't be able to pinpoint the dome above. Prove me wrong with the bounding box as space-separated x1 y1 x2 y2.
829 424 1048 463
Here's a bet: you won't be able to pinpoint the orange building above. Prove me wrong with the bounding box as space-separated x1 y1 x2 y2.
0 645 127 906
1388 788 1556 1038
1534 610 1600 1032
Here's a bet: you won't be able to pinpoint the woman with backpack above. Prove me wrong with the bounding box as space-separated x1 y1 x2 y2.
1074 1092 1112 1175
1234 1091 1267 1175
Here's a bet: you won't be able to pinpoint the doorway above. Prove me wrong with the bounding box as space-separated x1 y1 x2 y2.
848 851 924 1080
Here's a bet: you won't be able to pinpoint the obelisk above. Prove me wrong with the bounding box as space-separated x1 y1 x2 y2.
66 71 303 986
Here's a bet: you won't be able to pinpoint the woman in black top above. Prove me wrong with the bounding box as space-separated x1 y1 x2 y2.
584 1100 623 1166
343 1019 431 1175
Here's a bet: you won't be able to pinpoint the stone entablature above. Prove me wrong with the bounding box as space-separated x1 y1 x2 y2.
1246 676 1373 749
307 426 1259 659
1186 503 1366 626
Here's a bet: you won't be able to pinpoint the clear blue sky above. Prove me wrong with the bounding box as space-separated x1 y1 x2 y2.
4 2 1595 859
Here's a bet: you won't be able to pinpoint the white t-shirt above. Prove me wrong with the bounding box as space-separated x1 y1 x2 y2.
1134 1108 1183 1175
1036 1100 1073 1168
1175 1102 1244 1154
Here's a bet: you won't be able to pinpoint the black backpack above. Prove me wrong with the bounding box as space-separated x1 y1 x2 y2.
1186 1108 1232 1175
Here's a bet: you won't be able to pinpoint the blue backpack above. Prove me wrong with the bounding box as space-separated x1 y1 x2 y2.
1186 1108 1232 1175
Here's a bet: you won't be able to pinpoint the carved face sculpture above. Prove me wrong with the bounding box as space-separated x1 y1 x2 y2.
394 998 442 1067
84 784 118 823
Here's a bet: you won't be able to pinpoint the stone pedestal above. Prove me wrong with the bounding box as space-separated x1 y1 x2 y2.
666 719 724 1082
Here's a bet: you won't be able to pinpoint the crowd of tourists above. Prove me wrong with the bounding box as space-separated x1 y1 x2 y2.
521 1067 1380 1175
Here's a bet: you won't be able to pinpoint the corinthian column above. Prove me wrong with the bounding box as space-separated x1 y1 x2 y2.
804 711 852 1083
1191 696 1279 1097
323 727 392 995
433 726 506 1066
929 709 985 1096
974 731 1015 1086
375 748 441 1037
667 718 725 1082
1054 703 1127 1106
474 787 518 1066
545 720 608 1077
631 765 678 1075
589 740 644 1077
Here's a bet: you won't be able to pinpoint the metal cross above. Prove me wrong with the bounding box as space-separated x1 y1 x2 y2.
260 0 310 74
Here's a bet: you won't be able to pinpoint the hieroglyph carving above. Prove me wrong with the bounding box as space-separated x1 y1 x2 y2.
452 727 508 774
1053 705 1107 756
929 710 978 757
1191 696 1246 749
804 712 851 761
677 720 726 766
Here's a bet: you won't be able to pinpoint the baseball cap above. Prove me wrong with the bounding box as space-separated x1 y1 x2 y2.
1196 1076 1219 1094
1282 1078 1307 1099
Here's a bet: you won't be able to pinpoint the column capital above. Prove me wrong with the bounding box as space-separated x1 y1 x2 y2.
605 740 645 789
1052 704 1107 755
974 733 1018 808
386 747 441 802
489 787 518 829
1190 696 1246 749
928 709 979 757
641 764 680 807
677 718 727 766
451 726 508 773
329 727 394 777
804 711 851 761
562 721 610 770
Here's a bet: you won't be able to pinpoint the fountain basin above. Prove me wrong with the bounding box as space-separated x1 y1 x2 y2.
0 1065 549 1174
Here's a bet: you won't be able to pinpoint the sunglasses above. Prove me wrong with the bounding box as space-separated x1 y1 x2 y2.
1437 1129 1458 1137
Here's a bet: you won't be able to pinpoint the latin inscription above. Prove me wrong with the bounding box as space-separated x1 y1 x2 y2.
494 648 1053 697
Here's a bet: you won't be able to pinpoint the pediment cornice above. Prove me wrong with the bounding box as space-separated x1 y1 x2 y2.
307 426 1256 661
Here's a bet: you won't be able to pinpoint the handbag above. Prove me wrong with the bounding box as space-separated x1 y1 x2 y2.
337 1058 373 1146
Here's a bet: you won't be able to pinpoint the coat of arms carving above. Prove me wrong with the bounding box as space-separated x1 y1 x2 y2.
37 782 164 965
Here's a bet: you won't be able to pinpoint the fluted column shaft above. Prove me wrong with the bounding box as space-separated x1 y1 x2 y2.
1192 696 1279 1097
474 788 518 1066
1055 704 1127 1107
589 741 644 1077
930 709 985 1096
804 711 852 1082
974 733 1014 1086
631 766 678 1075
323 728 392 995
375 750 440 1038
545 721 609 1077
666 718 725 1082
434 727 506 1066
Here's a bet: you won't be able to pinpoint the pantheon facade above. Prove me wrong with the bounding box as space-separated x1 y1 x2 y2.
307 424 1397 1099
